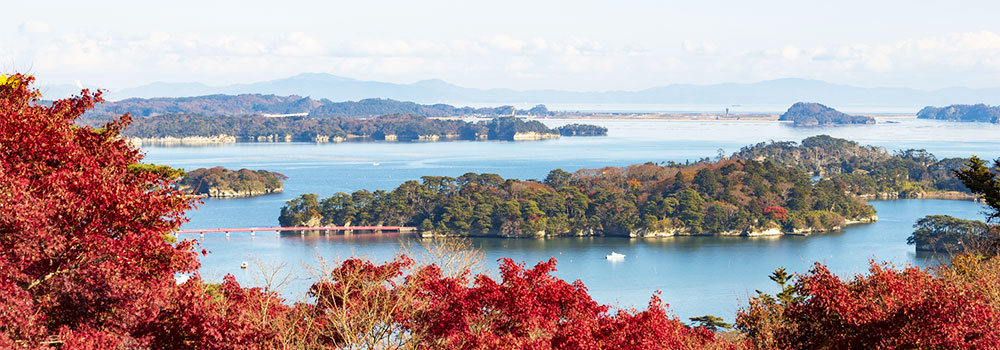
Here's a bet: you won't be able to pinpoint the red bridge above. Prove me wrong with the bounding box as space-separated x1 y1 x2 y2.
174 226 417 236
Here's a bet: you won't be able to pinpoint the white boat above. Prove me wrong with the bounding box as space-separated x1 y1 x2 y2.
240 261 248 269
372 162 380 166
606 251 625 260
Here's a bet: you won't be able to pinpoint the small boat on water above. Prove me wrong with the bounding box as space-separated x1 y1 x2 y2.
240 261 248 269
372 162 380 166
606 251 625 260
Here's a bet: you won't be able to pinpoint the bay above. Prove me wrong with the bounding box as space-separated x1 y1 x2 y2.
142 117 998 320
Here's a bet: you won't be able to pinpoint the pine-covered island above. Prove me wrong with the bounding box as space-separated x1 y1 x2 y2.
279 135 974 238
917 104 1000 123
178 167 287 198
778 102 875 126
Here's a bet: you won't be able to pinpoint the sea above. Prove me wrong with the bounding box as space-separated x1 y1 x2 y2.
142 117 999 321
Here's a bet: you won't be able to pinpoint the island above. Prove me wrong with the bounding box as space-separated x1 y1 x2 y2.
778 102 875 126
279 135 983 238
916 104 1000 123
279 159 876 238
731 135 973 200
908 215 994 253
555 124 609 136
97 115 604 145
84 94 554 118
177 166 286 198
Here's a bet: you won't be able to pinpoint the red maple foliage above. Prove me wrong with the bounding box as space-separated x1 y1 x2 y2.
737 261 1000 349
141 274 303 349
306 255 418 348
0 74 205 347
789 262 1000 348
292 255 731 349
763 206 788 222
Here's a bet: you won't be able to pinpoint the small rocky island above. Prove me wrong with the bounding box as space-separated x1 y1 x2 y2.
555 124 609 136
917 104 1000 123
178 166 286 198
779 102 875 126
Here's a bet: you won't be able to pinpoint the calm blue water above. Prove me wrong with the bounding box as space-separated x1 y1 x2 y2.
142 118 998 321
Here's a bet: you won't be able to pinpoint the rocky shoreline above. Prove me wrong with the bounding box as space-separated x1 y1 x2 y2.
414 215 881 239
129 131 561 145
859 190 978 201
130 135 238 146
510 131 560 141
189 186 284 198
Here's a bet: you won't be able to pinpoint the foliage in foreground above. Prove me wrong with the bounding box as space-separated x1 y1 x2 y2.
737 259 1000 349
0 73 202 347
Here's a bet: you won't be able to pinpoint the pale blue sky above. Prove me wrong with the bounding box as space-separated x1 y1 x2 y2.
5 0 1000 91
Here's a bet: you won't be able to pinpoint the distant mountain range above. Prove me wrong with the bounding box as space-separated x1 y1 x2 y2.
83 95 548 118
41 73 1000 111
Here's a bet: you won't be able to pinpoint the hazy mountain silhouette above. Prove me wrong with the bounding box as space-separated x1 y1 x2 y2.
106 73 1000 109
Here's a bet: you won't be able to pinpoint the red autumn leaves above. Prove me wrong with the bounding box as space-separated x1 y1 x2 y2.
0 74 199 347
763 206 788 222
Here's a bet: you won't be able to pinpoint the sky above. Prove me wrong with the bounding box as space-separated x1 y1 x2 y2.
5 0 1000 92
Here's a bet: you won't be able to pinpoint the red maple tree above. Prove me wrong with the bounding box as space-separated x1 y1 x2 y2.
403 257 725 349
0 74 200 347
763 206 788 222
737 261 1000 349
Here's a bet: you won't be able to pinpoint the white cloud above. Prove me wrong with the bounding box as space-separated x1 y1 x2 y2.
18 20 50 36
12 27 1000 91
487 34 525 52
683 40 717 55
275 32 324 56
780 46 800 60
506 56 534 73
